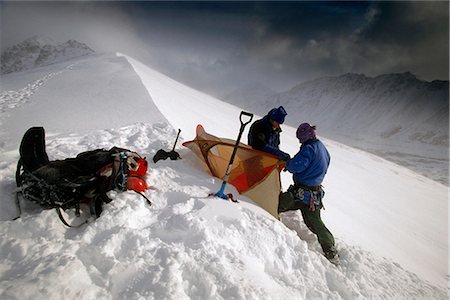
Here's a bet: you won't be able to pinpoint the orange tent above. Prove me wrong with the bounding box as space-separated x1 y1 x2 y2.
183 125 285 218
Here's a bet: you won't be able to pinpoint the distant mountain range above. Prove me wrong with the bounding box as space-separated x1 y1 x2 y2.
228 72 448 147
225 72 449 184
270 72 448 145
1 36 94 74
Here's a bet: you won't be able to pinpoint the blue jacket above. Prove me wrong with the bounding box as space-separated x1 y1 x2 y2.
285 139 330 187
247 115 289 160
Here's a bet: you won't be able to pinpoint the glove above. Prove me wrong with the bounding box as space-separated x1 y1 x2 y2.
279 151 291 162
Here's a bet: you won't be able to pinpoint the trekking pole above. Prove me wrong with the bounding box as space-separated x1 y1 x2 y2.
167 129 182 160
214 111 253 200
172 129 181 152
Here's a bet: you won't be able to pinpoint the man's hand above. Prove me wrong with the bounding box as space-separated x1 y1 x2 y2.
279 151 291 162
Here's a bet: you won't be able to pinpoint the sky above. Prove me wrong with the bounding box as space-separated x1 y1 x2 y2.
1 1 449 97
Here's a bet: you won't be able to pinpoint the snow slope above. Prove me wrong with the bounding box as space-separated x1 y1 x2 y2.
0 53 447 299
0 53 166 152
124 53 449 290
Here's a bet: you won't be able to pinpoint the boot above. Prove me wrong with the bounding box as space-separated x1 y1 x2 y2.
324 248 340 266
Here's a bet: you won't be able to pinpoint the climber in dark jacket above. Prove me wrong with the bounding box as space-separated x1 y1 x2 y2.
247 106 291 161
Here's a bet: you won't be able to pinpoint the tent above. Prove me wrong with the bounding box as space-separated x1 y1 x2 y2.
183 125 285 219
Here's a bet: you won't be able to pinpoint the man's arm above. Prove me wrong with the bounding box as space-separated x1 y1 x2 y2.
285 145 313 173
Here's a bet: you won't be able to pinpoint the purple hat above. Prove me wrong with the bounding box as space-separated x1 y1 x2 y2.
269 106 287 124
296 123 317 143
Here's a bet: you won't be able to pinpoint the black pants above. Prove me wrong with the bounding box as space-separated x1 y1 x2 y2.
298 203 335 254
279 192 335 254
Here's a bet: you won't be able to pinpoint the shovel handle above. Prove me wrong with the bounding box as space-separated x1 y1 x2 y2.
223 111 253 178
240 111 253 126
215 111 254 198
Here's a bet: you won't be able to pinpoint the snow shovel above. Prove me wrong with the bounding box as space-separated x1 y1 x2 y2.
214 111 253 200
153 129 182 163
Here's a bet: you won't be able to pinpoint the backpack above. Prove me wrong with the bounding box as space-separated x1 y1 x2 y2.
15 127 149 227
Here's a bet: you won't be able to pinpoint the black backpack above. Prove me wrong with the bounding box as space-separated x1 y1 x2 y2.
15 127 147 227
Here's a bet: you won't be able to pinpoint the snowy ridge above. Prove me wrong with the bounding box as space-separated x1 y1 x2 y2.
0 53 166 152
0 52 447 298
1 36 94 74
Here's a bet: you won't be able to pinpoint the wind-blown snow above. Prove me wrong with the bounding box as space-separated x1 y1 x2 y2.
0 52 447 299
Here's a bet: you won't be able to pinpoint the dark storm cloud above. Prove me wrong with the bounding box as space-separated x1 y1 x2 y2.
239 1 448 86
1 1 448 96
110 2 377 93
120 1 448 94
351 1 449 81
358 1 446 44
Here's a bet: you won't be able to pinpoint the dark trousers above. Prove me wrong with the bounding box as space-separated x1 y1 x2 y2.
298 204 335 254
279 192 335 253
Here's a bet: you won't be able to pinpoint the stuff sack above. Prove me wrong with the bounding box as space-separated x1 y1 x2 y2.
15 127 149 227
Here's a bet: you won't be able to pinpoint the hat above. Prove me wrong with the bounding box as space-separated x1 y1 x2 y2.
269 106 287 124
296 123 317 143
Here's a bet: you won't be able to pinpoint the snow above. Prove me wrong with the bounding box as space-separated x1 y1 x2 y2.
0 52 447 299
0 54 166 152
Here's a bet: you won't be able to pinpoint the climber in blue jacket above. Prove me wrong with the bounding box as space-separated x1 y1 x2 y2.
281 123 339 265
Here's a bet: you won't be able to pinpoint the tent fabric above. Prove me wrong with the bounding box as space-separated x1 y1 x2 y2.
183 125 284 218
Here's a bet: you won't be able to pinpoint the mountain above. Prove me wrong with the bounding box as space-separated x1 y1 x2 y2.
1 36 95 74
0 52 447 298
281 72 448 145
255 72 449 184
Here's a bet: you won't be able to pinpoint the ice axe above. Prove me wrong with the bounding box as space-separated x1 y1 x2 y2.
153 129 182 163
213 111 253 200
